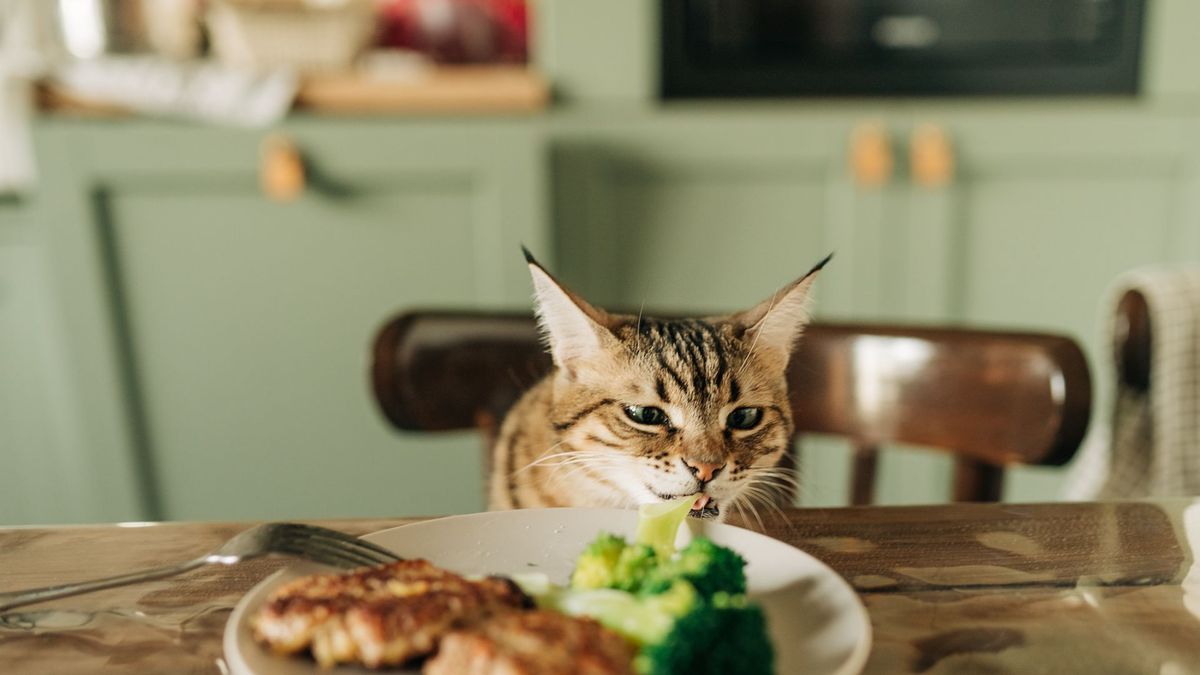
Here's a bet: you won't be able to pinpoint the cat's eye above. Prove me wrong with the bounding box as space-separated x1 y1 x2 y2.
624 405 669 426
727 407 763 430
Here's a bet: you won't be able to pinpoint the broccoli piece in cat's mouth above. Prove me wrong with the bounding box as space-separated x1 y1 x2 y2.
690 500 720 519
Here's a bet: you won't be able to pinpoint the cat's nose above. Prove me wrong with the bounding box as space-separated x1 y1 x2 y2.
683 458 726 484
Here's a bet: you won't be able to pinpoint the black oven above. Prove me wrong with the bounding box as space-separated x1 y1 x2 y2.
662 0 1145 97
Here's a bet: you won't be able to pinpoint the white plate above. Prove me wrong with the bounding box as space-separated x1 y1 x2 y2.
224 508 871 675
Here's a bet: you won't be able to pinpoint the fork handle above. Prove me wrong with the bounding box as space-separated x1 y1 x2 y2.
0 557 209 612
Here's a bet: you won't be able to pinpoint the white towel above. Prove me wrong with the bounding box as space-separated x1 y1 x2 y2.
0 0 49 193
1064 266 1200 499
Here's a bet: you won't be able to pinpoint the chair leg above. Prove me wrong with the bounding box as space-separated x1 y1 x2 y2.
953 458 1004 502
476 410 500 491
850 445 879 506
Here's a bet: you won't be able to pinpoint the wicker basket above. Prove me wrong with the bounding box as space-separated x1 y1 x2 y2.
206 0 377 72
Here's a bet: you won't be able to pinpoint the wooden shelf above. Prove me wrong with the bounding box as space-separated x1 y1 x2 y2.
296 66 548 114
38 66 550 117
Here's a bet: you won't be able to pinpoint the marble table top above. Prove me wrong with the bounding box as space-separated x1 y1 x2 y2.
1 501 1198 674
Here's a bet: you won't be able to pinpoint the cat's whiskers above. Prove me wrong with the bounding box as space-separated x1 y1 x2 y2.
516 448 634 505
743 470 796 501
542 462 627 489
553 458 629 483
734 468 801 514
731 491 767 532
744 466 802 494
529 454 612 471
744 467 802 492
743 482 790 520
747 464 797 476
737 475 800 536
730 499 752 530
730 498 745 523
554 466 641 509
739 485 786 531
539 449 627 467
518 443 569 469
751 476 801 493
522 446 611 471
534 448 636 493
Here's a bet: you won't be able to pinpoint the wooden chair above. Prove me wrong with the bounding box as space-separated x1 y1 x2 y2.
371 312 1092 504
1115 289 1151 394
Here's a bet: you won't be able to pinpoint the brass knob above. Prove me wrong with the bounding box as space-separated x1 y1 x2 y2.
849 122 894 188
910 123 955 188
260 134 305 202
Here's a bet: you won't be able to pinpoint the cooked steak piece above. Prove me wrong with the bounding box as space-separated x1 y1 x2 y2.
423 609 636 675
252 559 531 669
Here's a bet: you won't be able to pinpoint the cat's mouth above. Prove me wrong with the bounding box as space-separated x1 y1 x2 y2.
651 490 720 519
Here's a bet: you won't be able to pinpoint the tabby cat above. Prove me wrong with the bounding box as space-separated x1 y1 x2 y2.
490 250 831 523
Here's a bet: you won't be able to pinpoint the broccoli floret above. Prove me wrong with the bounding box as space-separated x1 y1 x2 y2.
560 497 772 674
642 536 747 599
570 533 626 589
571 534 661 592
612 544 659 591
633 588 773 675
573 534 748 600
552 580 700 646
550 580 774 675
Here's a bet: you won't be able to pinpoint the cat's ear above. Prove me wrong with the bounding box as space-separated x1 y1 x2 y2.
727 253 832 364
523 247 616 370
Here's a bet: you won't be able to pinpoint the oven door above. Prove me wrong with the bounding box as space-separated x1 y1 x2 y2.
661 0 1145 97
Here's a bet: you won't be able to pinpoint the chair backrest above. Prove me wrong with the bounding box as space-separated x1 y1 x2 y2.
1115 289 1151 393
372 311 1091 503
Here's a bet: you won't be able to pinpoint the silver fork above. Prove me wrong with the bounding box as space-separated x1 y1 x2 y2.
0 522 401 612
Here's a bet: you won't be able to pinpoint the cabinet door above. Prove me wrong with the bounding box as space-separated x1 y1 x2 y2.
0 203 109 525
36 120 546 522
554 113 868 314
900 111 1200 502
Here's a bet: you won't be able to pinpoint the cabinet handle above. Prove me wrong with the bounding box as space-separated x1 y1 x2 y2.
260 134 306 202
849 122 894 188
910 123 954 188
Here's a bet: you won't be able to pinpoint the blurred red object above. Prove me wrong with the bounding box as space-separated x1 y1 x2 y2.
377 0 528 64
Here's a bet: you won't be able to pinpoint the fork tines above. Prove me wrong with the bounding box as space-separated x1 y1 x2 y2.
278 523 402 569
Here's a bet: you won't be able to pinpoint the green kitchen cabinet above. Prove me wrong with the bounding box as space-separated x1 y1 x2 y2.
897 108 1200 501
31 118 547 523
549 106 1200 507
17 104 1200 524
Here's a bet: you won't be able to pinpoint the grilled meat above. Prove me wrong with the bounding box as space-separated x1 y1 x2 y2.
253 559 531 669
423 609 636 675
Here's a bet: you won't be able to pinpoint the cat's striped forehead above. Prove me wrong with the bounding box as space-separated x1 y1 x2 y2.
614 318 742 406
